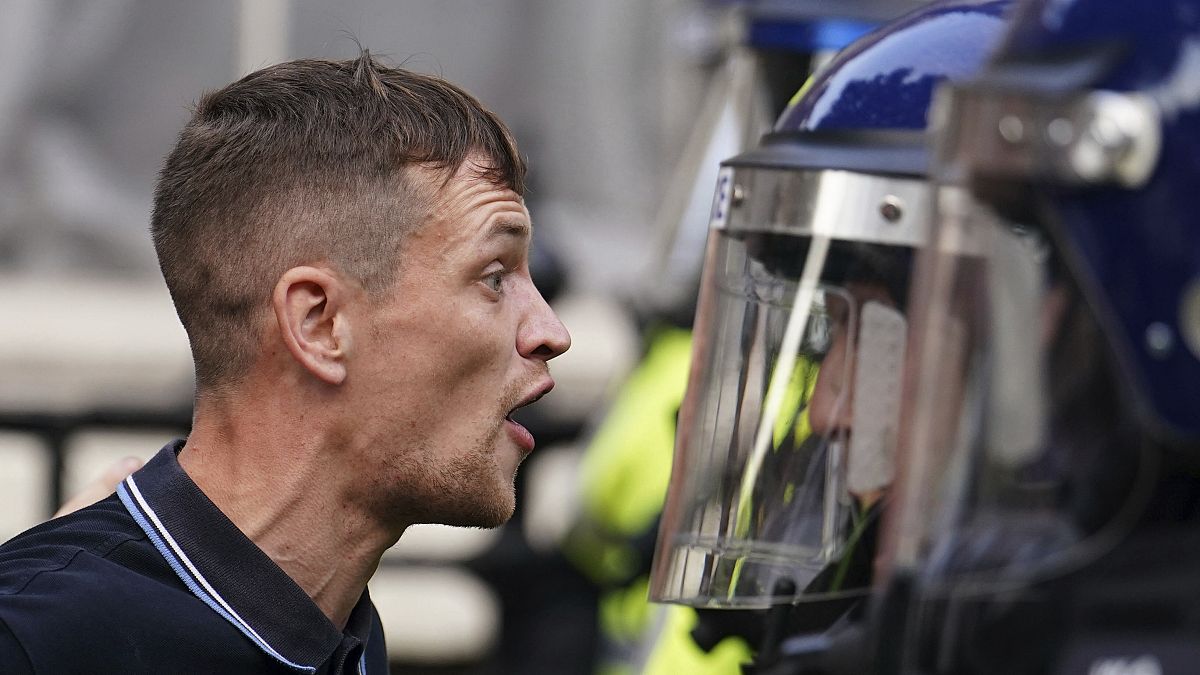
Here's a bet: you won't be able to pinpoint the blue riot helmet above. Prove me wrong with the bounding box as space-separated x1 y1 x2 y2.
649 0 1013 613
873 0 1200 671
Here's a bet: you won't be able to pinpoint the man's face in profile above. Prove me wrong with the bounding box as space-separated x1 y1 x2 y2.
349 158 571 529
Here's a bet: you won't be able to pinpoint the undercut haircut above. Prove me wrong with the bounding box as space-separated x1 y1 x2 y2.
151 52 526 391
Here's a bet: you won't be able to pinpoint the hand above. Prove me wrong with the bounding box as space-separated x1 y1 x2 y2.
54 456 144 517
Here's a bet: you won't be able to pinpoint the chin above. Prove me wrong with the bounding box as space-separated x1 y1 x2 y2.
473 499 516 529
422 460 518 528
431 488 515 529
380 432 520 528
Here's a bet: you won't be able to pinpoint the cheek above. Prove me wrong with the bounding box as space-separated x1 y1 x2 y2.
413 307 513 393
809 334 852 432
369 287 520 409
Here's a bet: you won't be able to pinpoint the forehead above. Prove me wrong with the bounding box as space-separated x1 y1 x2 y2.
412 162 530 248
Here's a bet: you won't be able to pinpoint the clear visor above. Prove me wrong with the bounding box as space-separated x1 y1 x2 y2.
650 167 927 608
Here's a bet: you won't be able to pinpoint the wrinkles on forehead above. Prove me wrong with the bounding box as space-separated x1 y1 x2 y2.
419 161 529 238
398 158 531 274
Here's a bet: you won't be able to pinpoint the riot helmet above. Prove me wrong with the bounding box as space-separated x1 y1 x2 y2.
649 0 1014 611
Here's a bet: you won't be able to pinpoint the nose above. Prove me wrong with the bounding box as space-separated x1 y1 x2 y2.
518 280 571 362
807 331 854 439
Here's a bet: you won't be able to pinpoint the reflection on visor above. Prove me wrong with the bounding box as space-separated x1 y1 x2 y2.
650 226 916 609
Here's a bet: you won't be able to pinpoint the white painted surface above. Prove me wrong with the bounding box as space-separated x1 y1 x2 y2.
538 291 639 423
522 443 585 553
0 433 51 541
384 523 500 562
369 565 499 663
63 429 177 498
0 275 194 414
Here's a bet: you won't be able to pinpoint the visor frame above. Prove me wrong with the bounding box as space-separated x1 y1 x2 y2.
721 165 933 251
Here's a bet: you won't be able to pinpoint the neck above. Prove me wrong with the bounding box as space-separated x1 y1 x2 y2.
178 389 403 630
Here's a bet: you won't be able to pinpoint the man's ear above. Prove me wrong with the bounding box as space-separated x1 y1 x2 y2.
272 266 354 385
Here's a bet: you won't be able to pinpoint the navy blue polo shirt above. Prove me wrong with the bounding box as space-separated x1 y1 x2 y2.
0 440 389 673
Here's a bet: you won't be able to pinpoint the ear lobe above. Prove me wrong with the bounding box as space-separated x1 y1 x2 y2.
272 266 352 386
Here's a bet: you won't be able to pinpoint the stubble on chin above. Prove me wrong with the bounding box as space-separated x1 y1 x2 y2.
432 438 516 528
372 430 517 530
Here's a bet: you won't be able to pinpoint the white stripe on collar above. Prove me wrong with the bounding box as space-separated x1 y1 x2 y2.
121 475 315 672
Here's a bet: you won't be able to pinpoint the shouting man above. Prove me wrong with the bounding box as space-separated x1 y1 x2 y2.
0 53 570 673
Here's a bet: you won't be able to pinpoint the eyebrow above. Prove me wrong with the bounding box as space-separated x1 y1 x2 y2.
487 217 531 241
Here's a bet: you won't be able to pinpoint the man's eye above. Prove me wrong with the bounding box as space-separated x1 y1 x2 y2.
485 270 504 293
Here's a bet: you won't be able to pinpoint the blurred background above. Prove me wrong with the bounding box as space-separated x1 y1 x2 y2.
0 0 923 672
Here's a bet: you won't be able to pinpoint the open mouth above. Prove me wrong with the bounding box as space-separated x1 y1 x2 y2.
507 384 552 419
504 401 529 425
504 382 553 452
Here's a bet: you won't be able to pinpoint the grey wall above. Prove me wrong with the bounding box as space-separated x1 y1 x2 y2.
0 0 710 291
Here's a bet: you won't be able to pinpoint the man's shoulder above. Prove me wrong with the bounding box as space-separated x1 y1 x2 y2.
0 494 189 632
0 494 146 597
0 497 277 672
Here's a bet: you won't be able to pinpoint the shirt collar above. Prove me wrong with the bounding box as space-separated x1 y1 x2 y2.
117 440 372 672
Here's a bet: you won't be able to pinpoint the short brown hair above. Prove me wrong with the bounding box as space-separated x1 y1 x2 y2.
152 52 525 390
